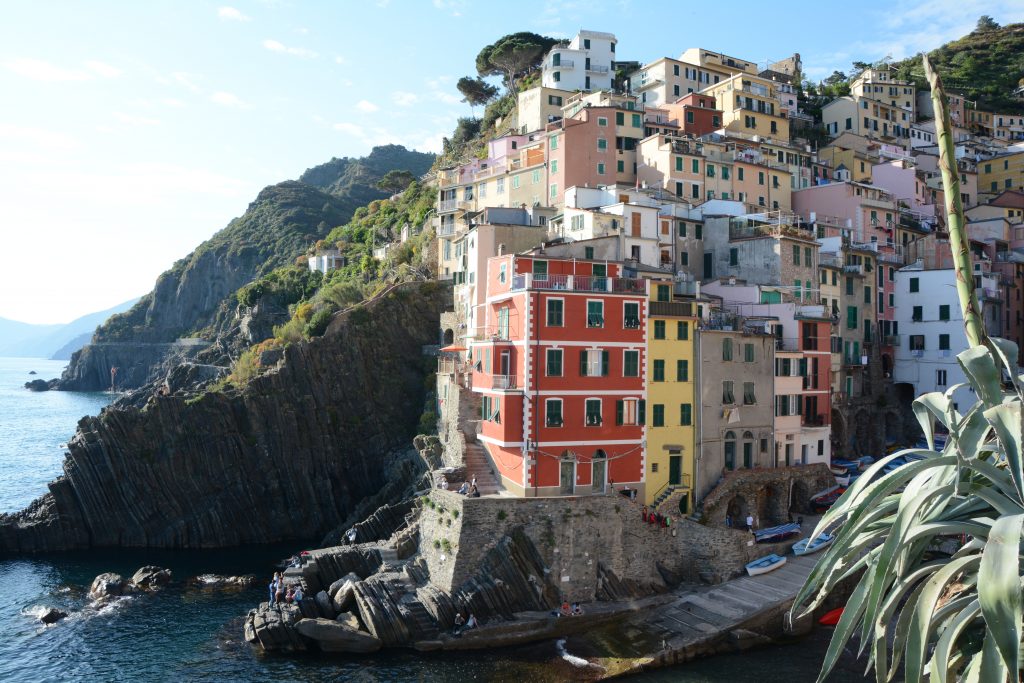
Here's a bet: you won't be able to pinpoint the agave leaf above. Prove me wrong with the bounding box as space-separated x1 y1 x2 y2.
983 401 1024 505
816 569 871 683
977 512 1023 676
965 459 1021 504
958 346 1003 408
905 555 982 682
987 336 1022 398
916 392 952 448
889 581 927 682
929 598 981 683
873 562 945 683
977 628 1009 683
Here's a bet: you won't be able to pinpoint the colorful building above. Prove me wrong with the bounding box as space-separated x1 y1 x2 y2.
702 73 791 142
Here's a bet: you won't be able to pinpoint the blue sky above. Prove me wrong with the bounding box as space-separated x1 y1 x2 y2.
1 0 1020 324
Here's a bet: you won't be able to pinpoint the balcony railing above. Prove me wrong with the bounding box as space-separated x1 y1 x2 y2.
883 334 901 346
437 222 456 236
776 337 801 352
552 59 574 68
439 199 459 213
843 264 864 275
977 287 1000 300
510 273 646 294
802 415 827 427
587 64 610 73
491 375 518 390
649 301 694 318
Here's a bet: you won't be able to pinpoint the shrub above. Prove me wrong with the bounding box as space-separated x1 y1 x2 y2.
496 510 507 521
304 308 333 337
433 539 440 549
418 410 437 434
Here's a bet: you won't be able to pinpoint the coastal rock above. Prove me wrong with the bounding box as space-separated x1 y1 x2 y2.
131 566 172 589
89 573 128 601
24 379 52 392
245 603 308 652
335 611 361 631
294 617 382 653
329 574 359 613
163 363 227 395
190 574 257 589
39 607 67 624
314 590 336 619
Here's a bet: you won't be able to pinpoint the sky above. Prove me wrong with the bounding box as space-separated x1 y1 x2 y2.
1 0 1020 324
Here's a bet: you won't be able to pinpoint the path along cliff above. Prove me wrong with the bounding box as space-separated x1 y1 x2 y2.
0 281 449 553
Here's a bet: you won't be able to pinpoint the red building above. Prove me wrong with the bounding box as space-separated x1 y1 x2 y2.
473 254 648 497
661 93 724 137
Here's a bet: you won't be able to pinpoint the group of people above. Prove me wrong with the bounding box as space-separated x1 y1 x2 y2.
451 612 478 635
550 600 584 617
640 506 672 529
268 571 305 607
437 475 481 497
725 514 759 532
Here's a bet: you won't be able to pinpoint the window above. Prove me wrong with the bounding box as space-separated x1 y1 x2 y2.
623 350 639 377
598 116 608 127
686 110 694 123
497 307 510 339
546 299 563 326
744 343 754 362
652 359 665 382
722 338 733 361
657 284 670 302
616 111 624 125
846 277 854 296
550 135 558 150
654 320 666 339
939 334 950 350
864 286 871 304
743 382 756 405
597 162 605 175
692 158 699 173
546 349 563 376
617 160 624 173
936 369 947 387
677 321 689 340
847 306 858 329
723 380 735 404
912 305 923 321
632 113 642 128
939 304 950 321
909 277 919 293
587 300 604 327
579 349 609 377
624 301 640 329
677 220 686 237
805 247 812 266
706 164 715 178
550 159 558 174
533 260 548 278
512 175 521 189
499 263 507 284
585 399 602 426
550 183 557 198
729 248 738 266
695 224 702 239
721 166 730 180
910 335 925 351
680 403 692 426
648 403 664 427
545 399 563 427
676 359 689 381
615 398 639 425
481 395 500 423
793 244 800 265
597 138 607 151
724 432 736 470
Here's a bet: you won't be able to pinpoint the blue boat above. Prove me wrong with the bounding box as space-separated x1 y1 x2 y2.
754 522 802 544
746 553 787 576
792 533 834 556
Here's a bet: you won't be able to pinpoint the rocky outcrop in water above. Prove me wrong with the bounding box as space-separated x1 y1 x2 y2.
0 282 449 552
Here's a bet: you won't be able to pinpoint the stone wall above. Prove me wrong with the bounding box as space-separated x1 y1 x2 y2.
699 463 835 527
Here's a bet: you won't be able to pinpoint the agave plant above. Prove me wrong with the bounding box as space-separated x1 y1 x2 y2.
791 56 1024 682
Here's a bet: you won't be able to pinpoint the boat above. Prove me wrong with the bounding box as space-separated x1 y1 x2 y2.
810 485 846 513
754 522 802 544
746 554 787 576
793 533 834 556
819 606 844 626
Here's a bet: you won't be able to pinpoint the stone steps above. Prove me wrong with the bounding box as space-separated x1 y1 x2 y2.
463 442 501 495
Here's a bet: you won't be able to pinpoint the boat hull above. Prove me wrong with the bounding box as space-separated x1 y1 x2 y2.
746 554 787 576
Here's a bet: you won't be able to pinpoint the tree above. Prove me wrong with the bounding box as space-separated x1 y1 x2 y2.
375 170 416 195
795 54 1024 683
475 32 559 94
976 15 1000 32
456 76 499 115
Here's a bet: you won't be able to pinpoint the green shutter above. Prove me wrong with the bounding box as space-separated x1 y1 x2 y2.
616 400 624 425
601 350 609 376
638 400 646 424
579 350 588 377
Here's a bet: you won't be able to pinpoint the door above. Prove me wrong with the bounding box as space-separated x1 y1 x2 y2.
591 454 606 494
743 442 753 469
801 444 809 465
499 350 510 376
785 444 793 466
669 455 682 486
631 212 641 237
560 460 575 495
703 252 713 279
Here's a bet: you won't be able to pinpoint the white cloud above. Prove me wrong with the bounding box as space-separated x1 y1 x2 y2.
172 72 203 93
84 61 123 78
113 111 161 126
210 91 247 107
218 6 252 21
4 58 92 82
334 55 349 65
333 122 366 137
355 99 379 113
376 0 391 7
0 123 80 151
162 98 186 108
392 91 418 107
432 0 465 16
262 39 317 58
433 91 461 105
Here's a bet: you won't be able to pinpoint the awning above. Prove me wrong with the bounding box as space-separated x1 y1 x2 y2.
440 345 467 352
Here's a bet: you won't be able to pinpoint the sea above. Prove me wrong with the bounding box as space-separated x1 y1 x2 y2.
0 357 869 682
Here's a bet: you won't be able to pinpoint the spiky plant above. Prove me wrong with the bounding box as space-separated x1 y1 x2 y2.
790 55 1024 682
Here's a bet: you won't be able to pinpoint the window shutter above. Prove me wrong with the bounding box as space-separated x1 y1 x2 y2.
579 350 588 377
601 350 609 376
638 400 646 424
616 400 624 426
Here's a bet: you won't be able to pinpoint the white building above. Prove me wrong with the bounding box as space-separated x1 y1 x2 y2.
308 250 345 273
541 30 617 93
893 266 983 411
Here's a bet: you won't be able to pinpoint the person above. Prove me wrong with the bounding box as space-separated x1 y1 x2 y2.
726 514 732 528
571 602 583 616
439 475 449 490
457 481 470 495
345 528 358 544
292 585 304 603
746 514 754 532
470 484 481 498
275 578 287 605
453 612 465 635
465 614 478 630
641 505 649 523
471 475 477 489
285 586 295 603
560 601 571 617
268 574 279 606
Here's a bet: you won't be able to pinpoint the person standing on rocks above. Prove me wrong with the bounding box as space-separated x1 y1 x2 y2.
746 514 754 532
268 573 279 606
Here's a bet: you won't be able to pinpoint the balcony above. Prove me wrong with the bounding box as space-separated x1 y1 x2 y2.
776 337 801 352
844 354 866 366
491 375 518 390
649 301 694 317
552 59 575 68
819 254 842 268
510 273 646 294
883 334 901 346
439 198 459 213
802 414 827 428
437 222 457 237
586 64 610 73
977 287 1000 301
843 264 864 275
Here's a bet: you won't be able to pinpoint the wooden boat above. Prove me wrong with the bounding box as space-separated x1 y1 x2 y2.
793 533 834 556
754 522 802 544
811 485 845 513
819 606 844 626
746 554 786 576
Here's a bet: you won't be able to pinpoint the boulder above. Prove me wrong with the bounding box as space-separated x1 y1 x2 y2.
328 573 360 612
314 590 336 619
89 573 128 601
245 603 308 652
39 607 67 624
189 574 256 589
131 566 172 589
335 611 361 631
294 617 382 653
24 379 51 392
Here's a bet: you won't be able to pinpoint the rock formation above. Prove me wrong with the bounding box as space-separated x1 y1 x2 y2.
39 607 67 624
0 282 449 552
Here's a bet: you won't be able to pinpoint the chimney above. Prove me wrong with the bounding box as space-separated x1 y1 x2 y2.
498 243 506 256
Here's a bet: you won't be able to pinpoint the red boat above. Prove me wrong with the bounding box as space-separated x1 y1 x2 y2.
819 607 844 626
810 486 846 513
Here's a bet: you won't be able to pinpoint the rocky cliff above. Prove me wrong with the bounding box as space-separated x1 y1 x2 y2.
0 281 449 552
56 145 434 392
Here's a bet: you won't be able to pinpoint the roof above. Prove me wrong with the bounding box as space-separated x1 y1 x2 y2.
989 190 1024 209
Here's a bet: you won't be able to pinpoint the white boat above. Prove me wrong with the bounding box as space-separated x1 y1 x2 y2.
746 553 787 576
792 533 834 556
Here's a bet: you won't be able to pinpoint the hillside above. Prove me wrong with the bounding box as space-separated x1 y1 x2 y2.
892 20 1024 113
0 298 138 359
57 145 435 391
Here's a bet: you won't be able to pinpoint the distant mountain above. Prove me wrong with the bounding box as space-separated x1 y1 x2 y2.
0 298 138 359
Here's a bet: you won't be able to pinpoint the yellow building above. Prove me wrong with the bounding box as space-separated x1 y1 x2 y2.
702 73 791 142
644 279 698 514
978 151 1024 197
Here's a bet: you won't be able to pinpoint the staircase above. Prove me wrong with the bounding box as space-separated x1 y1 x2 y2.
653 486 692 517
463 441 501 495
652 485 679 509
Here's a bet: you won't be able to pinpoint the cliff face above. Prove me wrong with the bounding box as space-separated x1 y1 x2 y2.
0 282 448 552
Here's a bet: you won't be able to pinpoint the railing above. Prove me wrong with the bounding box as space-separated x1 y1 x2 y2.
587 64 610 73
819 254 841 268
439 199 458 213
674 280 698 296
552 59 574 68
650 301 694 317
776 337 801 352
437 222 456 236
977 287 1000 300
844 355 866 366
843 264 864 275
510 273 646 294
474 164 506 180
884 334 901 346
491 375 518 390
802 415 827 427
877 250 904 264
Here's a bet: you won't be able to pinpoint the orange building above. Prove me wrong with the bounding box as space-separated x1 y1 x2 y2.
473 254 648 497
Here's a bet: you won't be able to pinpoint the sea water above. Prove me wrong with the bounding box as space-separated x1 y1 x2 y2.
0 357 866 681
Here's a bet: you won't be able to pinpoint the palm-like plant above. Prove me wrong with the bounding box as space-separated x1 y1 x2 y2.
791 56 1024 682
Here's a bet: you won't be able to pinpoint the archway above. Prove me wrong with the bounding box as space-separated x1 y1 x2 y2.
442 328 455 346
790 480 811 515
726 495 748 527
881 353 892 378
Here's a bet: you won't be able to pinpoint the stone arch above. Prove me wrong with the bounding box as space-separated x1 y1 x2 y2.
726 495 748 526
881 353 892 378
790 479 811 515
442 328 455 346
830 408 847 458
